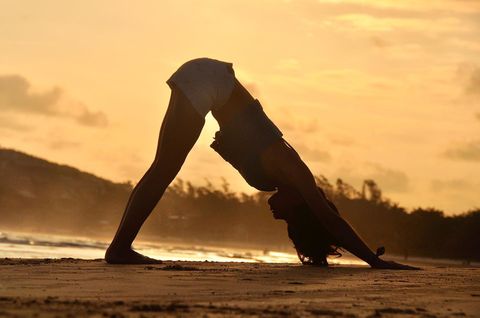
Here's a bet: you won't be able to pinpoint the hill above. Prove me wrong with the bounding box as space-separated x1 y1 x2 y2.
0 148 131 236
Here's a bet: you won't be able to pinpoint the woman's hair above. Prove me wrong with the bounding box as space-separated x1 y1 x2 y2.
268 186 341 266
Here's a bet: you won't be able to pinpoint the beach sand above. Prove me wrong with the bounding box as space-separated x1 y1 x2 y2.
0 259 479 317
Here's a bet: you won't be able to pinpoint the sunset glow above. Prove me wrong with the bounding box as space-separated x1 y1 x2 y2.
1 0 479 213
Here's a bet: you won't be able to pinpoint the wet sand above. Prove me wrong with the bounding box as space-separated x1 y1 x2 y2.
0 258 479 317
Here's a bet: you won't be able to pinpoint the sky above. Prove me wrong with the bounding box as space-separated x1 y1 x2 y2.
1 0 479 214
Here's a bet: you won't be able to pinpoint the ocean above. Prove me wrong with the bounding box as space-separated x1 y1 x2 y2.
3 230 472 266
0 230 368 265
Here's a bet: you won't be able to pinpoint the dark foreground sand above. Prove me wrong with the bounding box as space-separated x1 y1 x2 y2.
0 259 479 317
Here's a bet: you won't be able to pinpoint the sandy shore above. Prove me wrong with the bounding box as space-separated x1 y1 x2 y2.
0 259 479 317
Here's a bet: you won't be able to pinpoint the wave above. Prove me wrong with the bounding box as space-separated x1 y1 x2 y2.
0 231 107 250
0 230 304 263
0 230 368 265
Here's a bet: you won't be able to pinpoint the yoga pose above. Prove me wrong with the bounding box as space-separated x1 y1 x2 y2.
106 58 416 269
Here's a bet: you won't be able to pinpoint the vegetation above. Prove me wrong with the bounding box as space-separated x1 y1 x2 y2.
1 148 479 261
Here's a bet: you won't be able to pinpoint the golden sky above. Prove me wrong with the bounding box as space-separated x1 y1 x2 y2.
1 0 479 214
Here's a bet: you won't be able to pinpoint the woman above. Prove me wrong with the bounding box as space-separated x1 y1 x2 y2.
105 58 416 269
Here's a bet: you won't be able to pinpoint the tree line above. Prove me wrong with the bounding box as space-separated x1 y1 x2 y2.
1 148 478 261
141 176 479 261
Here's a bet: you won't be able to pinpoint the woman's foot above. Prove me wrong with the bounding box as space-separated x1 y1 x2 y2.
105 245 162 264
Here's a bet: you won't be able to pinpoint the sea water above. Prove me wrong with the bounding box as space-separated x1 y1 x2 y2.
0 230 368 265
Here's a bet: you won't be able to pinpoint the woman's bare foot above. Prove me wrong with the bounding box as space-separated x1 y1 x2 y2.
105 246 162 264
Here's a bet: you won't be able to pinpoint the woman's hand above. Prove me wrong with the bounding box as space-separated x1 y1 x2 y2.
371 258 421 270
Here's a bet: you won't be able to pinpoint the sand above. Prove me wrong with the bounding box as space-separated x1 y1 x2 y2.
0 259 479 317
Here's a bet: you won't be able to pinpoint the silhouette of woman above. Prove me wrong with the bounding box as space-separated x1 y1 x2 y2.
106 58 416 269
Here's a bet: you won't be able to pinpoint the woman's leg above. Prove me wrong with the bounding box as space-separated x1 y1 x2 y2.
106 87 205 264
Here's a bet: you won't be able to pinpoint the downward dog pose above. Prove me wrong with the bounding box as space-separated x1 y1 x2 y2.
106 58 416 269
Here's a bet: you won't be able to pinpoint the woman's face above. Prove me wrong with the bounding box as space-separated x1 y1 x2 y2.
267 187 304 220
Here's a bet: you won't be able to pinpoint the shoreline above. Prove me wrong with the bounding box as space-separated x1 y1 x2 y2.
1 258 479 317
2 229 478 267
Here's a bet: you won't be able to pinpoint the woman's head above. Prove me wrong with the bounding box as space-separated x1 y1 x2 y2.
268 186 341 266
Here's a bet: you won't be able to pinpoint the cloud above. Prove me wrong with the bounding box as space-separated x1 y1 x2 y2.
0 74 107 127
457 64 480 97
328 134 355 146
292 142 331 163
48 140 80 150
75 107 108 127
370 36 390 48
336 163 409 193
444 140 480 162
0 115 32 132
431 178 472 192
367 164 409 193
465 67 480 96
0 75 61 114
314 0 480 14
276 112 319 133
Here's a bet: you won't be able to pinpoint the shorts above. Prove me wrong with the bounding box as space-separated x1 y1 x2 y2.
166 57 236 117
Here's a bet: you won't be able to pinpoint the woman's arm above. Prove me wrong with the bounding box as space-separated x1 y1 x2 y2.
262 141 418 269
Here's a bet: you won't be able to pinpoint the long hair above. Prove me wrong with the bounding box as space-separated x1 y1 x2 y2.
268 186 341 266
